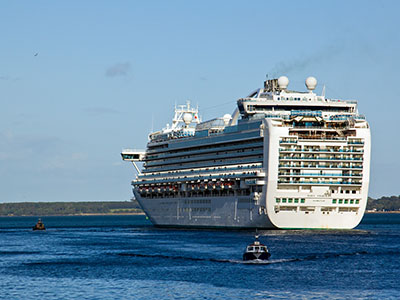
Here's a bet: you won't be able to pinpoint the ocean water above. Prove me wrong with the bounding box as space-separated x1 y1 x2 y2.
0 214 399 300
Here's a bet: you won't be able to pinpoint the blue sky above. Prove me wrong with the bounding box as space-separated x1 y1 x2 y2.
0 1 399 202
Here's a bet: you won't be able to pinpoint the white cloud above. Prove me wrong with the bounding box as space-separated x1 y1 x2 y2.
105 62 131 77
0 75 20 81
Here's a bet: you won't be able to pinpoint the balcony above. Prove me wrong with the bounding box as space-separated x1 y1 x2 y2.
290 110 323 117
279 156 363 162
278 164 363 170
279 149 364 154
278 173 363 178
279 139 297 144
348 140 364 145
297 136 347 141
277 180 362 186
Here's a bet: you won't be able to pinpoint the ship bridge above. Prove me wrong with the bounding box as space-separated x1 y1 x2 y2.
121 149 146 174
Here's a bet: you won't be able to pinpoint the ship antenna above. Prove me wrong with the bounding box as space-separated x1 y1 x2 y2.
322 85 326 98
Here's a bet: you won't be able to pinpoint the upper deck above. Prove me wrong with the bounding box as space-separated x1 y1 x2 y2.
146 76 367 146
238 77 358 119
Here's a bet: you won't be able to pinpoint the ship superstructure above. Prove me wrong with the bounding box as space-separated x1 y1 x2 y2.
122 76 370 229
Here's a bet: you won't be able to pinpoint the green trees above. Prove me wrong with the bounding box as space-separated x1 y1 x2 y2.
1 196 399 216
0 201 141 216
366 196 400 211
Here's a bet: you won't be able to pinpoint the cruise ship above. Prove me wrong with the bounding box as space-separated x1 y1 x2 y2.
121 76 370 229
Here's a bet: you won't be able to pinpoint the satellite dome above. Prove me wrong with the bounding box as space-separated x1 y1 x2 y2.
223 114 232 125
305 76 317 91
183 113 193 125
278 76 289 90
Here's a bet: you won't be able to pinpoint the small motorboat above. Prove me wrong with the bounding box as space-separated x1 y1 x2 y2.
243 235 271 261
32 218 46 231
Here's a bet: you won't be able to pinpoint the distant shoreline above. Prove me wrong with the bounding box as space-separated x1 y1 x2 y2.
0 212 145 217
366 211 400 214
0 201 143 217
2 211 400 217
78 212 145 216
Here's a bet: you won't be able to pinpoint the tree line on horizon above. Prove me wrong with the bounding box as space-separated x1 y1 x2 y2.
0 196 399 216
0 201 141 216
366 196 400 211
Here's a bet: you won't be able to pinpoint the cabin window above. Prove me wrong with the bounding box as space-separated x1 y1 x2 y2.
332 199 337 204
301 198 305 203
248 247 254 251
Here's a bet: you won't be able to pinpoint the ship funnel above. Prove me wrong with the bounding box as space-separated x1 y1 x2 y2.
265 76 289 92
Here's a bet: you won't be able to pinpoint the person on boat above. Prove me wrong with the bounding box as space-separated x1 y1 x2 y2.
33 218 46 230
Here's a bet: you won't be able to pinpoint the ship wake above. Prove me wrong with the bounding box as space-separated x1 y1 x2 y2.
117 250 386 265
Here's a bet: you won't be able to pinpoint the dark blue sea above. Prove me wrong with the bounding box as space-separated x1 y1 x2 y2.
1 214 399 300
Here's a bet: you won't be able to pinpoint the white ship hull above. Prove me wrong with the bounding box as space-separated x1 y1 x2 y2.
134 174 369 230
123 76 371 230
134 191 274 228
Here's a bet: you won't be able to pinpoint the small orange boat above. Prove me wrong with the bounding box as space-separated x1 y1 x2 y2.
32 218 46 231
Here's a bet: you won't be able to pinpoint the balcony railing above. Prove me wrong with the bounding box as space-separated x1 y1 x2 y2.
278 180 362 186
278 173 362 177
279 139 297 144
278 164 363 169
279 149 364 153
296 136 348 141
348 141 364 145
279 157 363 161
